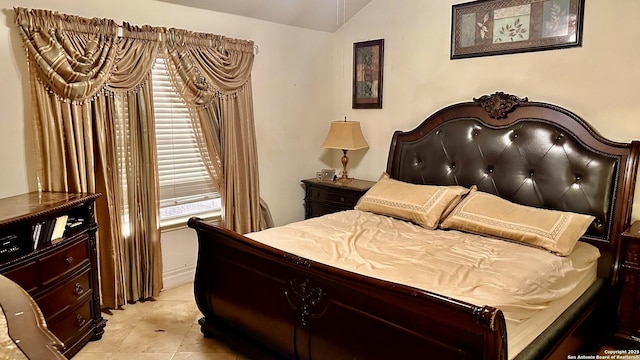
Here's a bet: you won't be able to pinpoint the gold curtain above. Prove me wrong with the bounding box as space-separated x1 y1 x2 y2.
105 24 163 303
163 29 261 233
15 8 163 308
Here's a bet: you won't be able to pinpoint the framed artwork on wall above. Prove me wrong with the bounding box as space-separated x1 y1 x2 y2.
450 0 585 59
352 39 384 109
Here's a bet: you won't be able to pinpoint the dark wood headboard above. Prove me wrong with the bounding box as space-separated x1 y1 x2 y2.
386 92 640 283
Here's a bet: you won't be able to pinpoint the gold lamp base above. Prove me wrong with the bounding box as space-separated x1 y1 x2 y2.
337 150 353 184
336 175 352 184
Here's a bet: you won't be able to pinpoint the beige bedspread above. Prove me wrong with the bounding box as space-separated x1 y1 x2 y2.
246 210 600 325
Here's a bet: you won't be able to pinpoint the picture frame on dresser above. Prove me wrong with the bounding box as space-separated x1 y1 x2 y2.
320 169 336 182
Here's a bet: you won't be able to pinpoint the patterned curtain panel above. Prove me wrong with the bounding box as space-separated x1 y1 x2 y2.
14 8 163 308
163 29 262 233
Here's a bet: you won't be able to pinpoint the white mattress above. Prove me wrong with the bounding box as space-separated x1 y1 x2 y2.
246 210 600 358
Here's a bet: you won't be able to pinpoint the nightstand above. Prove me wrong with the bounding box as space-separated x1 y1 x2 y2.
616 220 640 344
302 178 375 219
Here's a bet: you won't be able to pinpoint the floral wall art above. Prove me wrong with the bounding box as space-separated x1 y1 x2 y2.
451 0 584 59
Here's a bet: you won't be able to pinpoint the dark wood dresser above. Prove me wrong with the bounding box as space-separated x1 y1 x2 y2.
0 192 105 358
302 178 375 219
617 220 640 344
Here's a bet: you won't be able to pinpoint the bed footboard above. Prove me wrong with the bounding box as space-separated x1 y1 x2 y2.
188 218 507 360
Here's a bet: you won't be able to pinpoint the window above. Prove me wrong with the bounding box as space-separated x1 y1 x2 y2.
152 57 221 227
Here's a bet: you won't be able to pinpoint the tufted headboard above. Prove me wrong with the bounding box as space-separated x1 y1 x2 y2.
386 92 640 282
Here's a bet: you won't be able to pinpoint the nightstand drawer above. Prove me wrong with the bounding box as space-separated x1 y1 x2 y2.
620 266 638 333
627 241 640 265
308 202 346 218
310 187 361 206
302 178 375 219
617 220 640 344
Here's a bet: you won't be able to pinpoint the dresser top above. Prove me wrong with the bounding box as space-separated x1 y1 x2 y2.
0 192 100 227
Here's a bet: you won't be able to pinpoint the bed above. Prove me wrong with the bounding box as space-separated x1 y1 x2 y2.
188 92 640 359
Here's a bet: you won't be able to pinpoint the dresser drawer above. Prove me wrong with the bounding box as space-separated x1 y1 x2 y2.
2 260 39 294
37 268 92 319
48 298 93 347
40 236 90 286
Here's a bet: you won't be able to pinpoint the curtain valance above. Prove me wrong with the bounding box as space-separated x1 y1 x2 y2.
14 7 255 104
15 7 119 102
164 28 254 108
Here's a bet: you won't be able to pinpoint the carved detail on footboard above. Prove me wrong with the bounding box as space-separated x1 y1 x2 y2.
285 278 325 327
284 253 312 267
473 91 528 119
474 305 501 331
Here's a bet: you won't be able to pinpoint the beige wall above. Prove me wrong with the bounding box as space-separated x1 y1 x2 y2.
329 0 640 220
1 0 640 287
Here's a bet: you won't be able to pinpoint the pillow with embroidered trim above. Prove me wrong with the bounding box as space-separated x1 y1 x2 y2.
355 173 470 230
439 189 594 256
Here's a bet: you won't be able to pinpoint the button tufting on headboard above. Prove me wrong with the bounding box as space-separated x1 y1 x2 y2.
386 93 640 282
392 119 617 240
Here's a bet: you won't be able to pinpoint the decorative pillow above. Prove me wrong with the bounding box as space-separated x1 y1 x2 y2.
355 173 470 230
440 189 594 256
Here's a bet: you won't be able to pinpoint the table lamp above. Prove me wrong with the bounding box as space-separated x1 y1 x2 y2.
321 118 369 183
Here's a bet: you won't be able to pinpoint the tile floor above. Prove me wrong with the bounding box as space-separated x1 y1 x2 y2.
74 282 245 360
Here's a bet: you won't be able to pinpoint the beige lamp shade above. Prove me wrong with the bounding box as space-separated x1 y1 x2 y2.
321 120 368 183
321 121 369 150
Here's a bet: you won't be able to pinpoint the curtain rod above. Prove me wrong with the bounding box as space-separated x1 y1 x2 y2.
116 26 259 55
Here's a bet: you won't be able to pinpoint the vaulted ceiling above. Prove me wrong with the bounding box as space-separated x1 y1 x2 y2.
153 0 371 32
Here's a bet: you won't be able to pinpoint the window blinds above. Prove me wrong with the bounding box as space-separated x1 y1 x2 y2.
152 58 220 220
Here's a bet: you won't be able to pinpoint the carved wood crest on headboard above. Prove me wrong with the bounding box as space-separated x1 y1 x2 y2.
473 91 528 119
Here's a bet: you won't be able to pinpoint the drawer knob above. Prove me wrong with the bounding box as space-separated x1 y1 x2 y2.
65 256 74 264
76 314 87 327
74 283 84 296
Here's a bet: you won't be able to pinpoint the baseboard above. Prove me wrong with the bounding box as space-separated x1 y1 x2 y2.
162 265 195 290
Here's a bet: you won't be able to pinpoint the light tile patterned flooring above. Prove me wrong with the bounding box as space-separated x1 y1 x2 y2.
74 282 245 360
